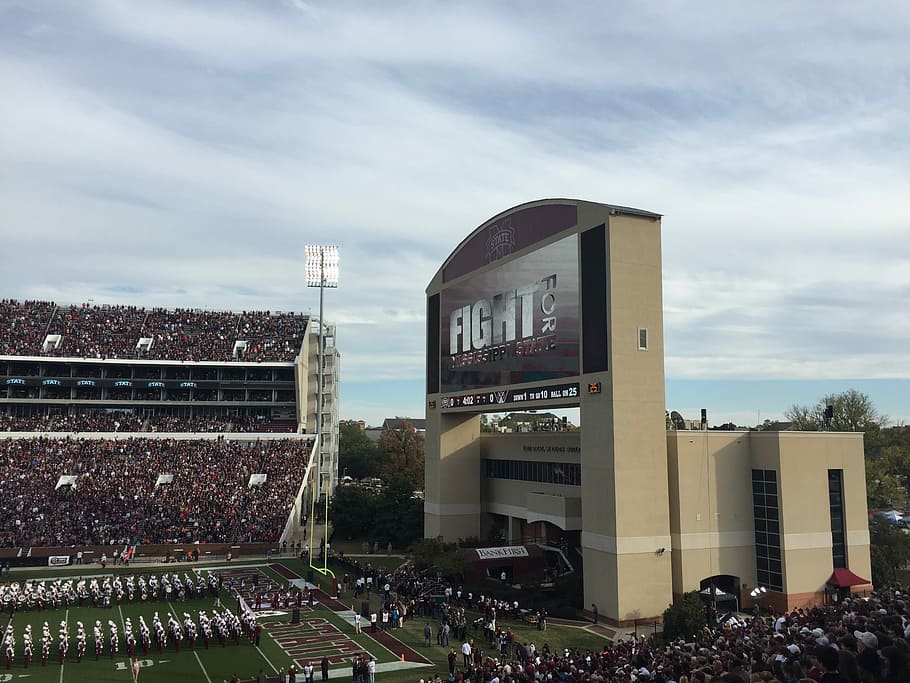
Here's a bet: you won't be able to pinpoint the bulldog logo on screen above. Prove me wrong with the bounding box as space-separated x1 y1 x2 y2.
484 218 515 263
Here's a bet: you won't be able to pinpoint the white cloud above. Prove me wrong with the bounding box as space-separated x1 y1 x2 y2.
1 0 909 403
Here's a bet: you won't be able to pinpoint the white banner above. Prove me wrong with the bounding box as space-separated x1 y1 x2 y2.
248 473 267 488
476 546 529 560
55 475 77 490
48 555 71 567
155 474 174 487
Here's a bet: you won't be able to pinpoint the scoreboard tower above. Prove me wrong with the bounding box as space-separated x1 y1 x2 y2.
425 199 671 625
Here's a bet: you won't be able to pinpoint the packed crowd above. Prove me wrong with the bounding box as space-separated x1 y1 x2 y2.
409 587 910 683
0 412 295 433
0 299 56 357
0 300 309 362
0 412 144 432
0 436 312 546
330 558 910 683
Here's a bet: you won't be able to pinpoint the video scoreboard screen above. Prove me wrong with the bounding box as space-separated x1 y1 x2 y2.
440 235 579 392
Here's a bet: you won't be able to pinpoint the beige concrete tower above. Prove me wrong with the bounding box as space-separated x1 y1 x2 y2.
425 199 870 622
426 199 672 623
579 210 672 625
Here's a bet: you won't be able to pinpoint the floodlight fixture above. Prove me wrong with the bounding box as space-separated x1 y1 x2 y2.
306 245 339 288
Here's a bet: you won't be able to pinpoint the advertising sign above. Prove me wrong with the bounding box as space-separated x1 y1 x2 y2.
475 546 530 559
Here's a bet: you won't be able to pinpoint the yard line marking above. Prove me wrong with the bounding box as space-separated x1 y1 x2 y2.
256 644 280 674
59 608 68 683
118 603 132 676
166 601 212 683
193 649 214 683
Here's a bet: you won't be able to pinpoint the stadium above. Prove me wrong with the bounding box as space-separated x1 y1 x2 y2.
0 224 906 683
0 207 895 683
0 301 394 683
0 300 341 559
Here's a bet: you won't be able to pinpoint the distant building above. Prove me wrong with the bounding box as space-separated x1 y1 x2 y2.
363 417 426 443
382 417 426 432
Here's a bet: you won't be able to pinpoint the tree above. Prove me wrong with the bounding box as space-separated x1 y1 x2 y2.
378 419 425 488
339 421 385 480
785 389 888 433
371 475 424 549
328 485 379 540
866 453 909 510
869 517 910 586
662 591 707 641
410 538 470 580
784 391 907 507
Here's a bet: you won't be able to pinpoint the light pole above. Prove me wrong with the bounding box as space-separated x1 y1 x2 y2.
306 244 339 576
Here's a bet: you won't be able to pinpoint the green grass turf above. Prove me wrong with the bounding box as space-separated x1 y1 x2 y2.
0 564 403 683
340 594 611 683
2 561 607 683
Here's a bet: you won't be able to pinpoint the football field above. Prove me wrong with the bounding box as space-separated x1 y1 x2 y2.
0 562 427 683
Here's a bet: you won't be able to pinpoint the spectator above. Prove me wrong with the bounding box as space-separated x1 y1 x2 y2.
0 435 313 546
0 300 309 363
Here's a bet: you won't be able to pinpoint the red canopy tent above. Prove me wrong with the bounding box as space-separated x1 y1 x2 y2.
827 568 870 587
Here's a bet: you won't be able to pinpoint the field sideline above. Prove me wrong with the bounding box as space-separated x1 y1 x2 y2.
0 561 429 683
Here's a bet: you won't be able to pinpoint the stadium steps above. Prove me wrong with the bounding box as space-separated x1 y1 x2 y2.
537 543 576 576
43 304 59 339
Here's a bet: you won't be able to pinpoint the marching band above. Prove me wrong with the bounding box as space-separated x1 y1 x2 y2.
0 570 262 668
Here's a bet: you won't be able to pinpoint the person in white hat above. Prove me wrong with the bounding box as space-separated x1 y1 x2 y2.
854 631 882 679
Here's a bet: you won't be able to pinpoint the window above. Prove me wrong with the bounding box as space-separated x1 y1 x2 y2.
638 328 649 351
828 470 847 569
752 469 783 591
484 459 581 486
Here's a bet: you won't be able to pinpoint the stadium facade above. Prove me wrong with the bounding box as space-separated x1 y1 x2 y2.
0 303 340 508
424 199 871 625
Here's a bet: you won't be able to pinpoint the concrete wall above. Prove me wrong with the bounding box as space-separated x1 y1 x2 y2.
296 319 312 432
667 431 756 600
772 431 870 606
580 211 672 625
480 431 580 460
481 431 582 531
667 430 871 610
424 411 482 540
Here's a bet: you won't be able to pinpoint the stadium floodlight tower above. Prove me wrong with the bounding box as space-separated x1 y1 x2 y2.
306 244 339 578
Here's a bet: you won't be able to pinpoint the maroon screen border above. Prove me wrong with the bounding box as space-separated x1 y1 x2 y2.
442 204 578 282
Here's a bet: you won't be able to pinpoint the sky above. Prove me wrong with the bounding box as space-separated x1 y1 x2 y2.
1 1 909 427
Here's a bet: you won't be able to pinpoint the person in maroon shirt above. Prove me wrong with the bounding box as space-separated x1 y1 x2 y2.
448 648 457 676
